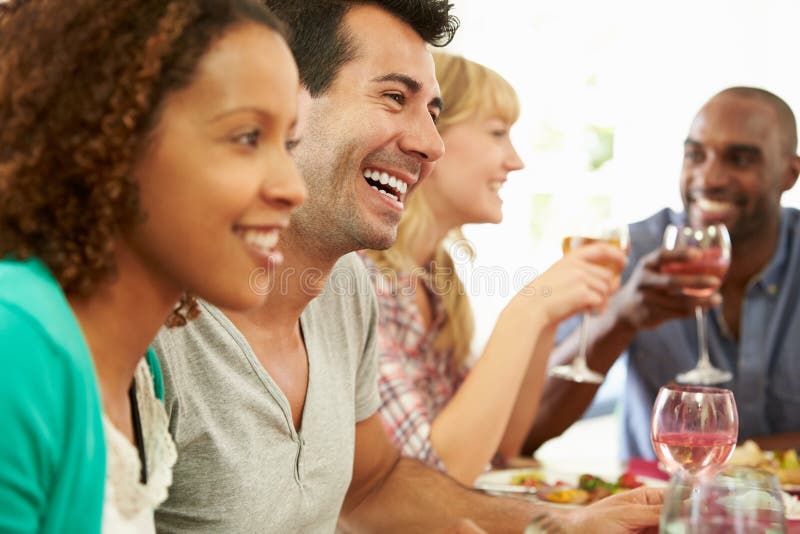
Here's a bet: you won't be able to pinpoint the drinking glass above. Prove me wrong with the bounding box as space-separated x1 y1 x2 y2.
661 466 786 533
651 384 738 478
662 223 732 385
548 222 630 384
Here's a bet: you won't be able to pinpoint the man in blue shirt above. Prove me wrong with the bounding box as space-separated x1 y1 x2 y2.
525 87 800 459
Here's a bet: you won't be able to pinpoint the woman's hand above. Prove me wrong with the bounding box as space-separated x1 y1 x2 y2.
511 243 627 326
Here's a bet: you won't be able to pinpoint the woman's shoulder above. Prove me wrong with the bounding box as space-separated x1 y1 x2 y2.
0 300 93 387
0 258 91 364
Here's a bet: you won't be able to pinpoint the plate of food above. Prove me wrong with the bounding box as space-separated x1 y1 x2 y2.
729 440 800 494
474 467 660 506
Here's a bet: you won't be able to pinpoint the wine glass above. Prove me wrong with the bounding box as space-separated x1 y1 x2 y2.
548 222 630 384
661 223 732 385
661 466 786 533
651 384 738 478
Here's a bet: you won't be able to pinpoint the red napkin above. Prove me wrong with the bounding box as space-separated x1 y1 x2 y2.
626 457 671 481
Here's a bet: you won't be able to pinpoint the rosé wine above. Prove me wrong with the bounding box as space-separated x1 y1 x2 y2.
660 247 731 297
653 431 736 477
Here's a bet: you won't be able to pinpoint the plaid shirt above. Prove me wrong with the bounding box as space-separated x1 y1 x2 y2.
360 254 469 471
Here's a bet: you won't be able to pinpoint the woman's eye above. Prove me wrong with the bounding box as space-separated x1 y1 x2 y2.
684 150 701 162
234 129 260 147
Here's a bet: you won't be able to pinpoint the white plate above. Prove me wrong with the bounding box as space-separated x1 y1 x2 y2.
783 484 800 494
473 468 545 497
474 467 666 507
474 468 582 508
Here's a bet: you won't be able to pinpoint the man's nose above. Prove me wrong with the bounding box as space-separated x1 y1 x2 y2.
696 154 727 188
399 112 445 163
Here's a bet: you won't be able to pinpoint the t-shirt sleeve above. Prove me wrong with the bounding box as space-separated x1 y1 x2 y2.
353 271 381 423
0 305 82 532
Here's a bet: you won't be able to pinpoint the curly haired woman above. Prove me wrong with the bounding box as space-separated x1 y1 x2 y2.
0 0 305 532
361 52 626 485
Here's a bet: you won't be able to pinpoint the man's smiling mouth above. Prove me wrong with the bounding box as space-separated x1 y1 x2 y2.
363 168 408 204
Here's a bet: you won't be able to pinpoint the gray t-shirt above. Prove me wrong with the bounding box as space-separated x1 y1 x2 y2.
153 253 381 533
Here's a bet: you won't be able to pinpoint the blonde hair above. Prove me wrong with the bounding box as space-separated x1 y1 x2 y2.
366 51 520 366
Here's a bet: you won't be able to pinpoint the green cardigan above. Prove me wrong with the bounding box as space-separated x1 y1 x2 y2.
0 259 105 533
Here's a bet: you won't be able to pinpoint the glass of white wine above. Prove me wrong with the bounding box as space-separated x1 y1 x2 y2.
548 219 630 384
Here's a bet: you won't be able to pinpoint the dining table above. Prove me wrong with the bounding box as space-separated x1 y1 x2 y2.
476 414 800 532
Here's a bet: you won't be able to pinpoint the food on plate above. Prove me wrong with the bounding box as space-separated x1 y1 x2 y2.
729 440 800 485
542 488 590 505
509 471 545 486
508 470 643 504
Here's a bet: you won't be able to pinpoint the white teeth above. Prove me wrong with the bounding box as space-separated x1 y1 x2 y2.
489 182 503 192
697 198 732 213
371 186 398 202
241 229 279 252
363 168 409 199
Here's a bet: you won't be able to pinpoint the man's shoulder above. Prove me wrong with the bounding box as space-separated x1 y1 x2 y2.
627 207 683 261
782 206 800 230
774 206 800 273
153 302 231 352
629 207 681 236
150 301 240 389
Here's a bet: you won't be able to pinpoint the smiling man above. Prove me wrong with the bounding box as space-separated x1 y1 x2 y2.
526 87 800 460
152 1 664 533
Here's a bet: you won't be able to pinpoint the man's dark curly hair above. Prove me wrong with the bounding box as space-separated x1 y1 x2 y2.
0 0 286 312
264 0 459 96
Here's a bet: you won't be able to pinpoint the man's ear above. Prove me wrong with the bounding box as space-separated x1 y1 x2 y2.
781 153 800 192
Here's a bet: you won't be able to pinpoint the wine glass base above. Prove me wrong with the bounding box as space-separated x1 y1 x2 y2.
549 364 604 384
676 367 732 385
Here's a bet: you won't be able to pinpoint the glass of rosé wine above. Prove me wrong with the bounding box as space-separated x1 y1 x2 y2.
548 222 630 384
662 223 732 385
651 384 738 478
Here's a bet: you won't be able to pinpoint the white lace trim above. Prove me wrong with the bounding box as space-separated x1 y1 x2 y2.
102 358 177 532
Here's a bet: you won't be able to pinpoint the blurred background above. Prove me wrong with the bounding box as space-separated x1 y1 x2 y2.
440 0 800 440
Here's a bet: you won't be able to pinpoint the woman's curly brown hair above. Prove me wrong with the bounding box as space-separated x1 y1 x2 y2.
0 0 286 324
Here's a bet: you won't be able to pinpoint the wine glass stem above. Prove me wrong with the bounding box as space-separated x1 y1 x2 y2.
694 305 711 368
575 311 591 368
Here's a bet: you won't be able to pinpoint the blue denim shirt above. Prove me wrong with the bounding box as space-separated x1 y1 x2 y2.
618 207 800 459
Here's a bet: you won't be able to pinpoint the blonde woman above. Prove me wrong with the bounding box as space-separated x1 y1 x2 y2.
361 52 626 485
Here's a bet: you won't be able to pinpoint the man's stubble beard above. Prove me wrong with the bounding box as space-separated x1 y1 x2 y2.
290 148 400 258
